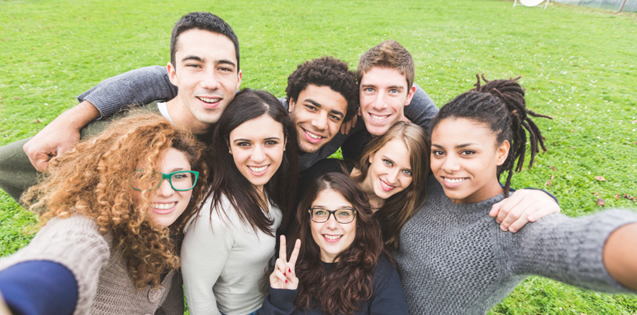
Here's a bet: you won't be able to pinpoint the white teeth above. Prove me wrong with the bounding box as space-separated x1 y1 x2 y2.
324 235 342 240
306 131 323 139
198 97 220 103
370 113 389 120
380 179 394 190
444 177 466 183
152 202 176 210
249 165 268 172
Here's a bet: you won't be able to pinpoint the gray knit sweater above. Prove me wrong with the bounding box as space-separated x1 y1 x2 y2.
394 177 637 315
0 215 184 315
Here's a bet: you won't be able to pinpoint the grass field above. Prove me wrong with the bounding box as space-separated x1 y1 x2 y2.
1 0 636 313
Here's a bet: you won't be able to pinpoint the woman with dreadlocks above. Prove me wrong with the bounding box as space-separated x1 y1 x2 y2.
393 75 637 314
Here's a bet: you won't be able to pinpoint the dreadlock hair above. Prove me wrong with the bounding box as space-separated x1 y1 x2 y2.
430 74 551 196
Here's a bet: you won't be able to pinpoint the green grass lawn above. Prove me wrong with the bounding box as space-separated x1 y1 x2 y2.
1 0 636 313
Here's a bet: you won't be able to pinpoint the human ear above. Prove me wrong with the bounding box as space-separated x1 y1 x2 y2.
495 140 510 166
369 152 375 164
167 62 178 85
404 85 417 106
288 99 296 114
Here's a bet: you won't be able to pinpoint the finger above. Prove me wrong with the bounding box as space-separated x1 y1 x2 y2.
272 269 288 285
507 215 530 233
33 152 53 172
351 113 358 127
278 235 287 263
527 203 560 222
495 194 523 224
288 239 301 273
56 142 76 157
500 202 532 232
274 258 287 275
489 200 503 218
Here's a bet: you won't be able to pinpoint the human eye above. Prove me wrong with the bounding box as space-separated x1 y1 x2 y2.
265 140 279 146
171 172 191 180
337 210 352 217
460 150 476 156
185 63 202 69
402 169 413 176
389 88 399 94
363 87 374 93
304 104 317 112
432 150 445 156
329 114 342 122
218 66 233 73
382 159 393 167
313 209 327 217
236 141 251 147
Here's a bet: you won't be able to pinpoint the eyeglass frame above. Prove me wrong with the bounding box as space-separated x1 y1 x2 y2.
308 207 357 224
130 169 200 192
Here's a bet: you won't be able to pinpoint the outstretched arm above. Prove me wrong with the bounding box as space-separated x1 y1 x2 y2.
77 65 177 118
603 222 637 291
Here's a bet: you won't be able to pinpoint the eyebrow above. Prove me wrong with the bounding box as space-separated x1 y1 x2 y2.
305 99 345 118
432 143 476 149
180 56 237 68
232 136 282 143
360 84 405 91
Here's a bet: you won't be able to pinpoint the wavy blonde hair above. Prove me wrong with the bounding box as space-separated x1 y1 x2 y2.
23 113 208 289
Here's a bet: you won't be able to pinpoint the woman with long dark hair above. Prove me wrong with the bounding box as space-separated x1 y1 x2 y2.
259 172 408 315
180 89 298 315
0 114 208 314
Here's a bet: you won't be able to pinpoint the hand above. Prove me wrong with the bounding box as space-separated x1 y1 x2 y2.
23 101 99 172
489 189 560 233
340 109 359 135
269 235 301 290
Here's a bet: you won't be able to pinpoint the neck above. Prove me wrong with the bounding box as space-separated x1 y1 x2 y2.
166 97 212 134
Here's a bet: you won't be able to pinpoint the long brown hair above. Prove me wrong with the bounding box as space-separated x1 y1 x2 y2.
23 114 208 289
352 121 429 250
205 89 298 235
292 173 384 315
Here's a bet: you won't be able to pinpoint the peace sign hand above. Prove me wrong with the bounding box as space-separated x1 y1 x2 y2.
269 235 301 290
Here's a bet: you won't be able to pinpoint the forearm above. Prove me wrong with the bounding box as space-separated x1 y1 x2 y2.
603 222 637 291
58 100 101 129
77 65 177 118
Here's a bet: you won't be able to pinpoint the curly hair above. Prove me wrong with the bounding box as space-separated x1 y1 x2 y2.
352 121 429 251
23 113 208 289
286 56 359 122
290 173 385 315
431 74 551 196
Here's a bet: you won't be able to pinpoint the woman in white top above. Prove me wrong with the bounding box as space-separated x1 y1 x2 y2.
181 89 298 315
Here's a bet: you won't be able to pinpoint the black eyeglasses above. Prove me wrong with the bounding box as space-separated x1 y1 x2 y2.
130 170 199 192
308 207 357 224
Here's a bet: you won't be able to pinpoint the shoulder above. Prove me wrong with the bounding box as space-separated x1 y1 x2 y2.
373 255 400 284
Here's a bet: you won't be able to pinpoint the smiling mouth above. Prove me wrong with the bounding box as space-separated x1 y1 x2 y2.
369 113 391 121
323 234 342 241
443 177 467 183
196 96 222 105
301 128 326 144
379 179 395 192
248 165 269 174
152 202 177 210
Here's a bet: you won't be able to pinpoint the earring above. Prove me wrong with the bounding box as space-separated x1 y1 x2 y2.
228 150 232 154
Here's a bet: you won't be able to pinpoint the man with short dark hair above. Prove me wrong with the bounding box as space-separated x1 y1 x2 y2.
0 12 243 202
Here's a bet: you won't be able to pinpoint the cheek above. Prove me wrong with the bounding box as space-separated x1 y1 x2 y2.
310 222 323 243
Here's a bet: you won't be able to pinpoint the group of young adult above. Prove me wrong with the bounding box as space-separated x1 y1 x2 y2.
0 11 635 315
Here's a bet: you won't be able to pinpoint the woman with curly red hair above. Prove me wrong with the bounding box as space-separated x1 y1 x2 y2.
0 114 208 314
259 172 408 315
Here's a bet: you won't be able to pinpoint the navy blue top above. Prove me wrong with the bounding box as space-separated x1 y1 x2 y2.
258 255 408 315
0 260 77 315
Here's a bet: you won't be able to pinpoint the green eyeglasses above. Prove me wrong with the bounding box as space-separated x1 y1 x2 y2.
130 170 199 192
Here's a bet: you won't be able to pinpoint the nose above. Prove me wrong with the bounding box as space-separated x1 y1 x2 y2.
441 154 461 173
325 214 339 229
200 68 221 90
251 144 266 163
311 112 328 131
371 92 387 110
156 178 175 197
387 167 400 184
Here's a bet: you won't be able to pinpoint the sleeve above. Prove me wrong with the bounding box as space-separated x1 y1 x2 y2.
256 288 297 315
181 209 234 315
511 209 637 293
403 84 438 130
0 216 110 315
77 66 177 119
369 258 409 315
0 261 78 315
154 271 184 315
